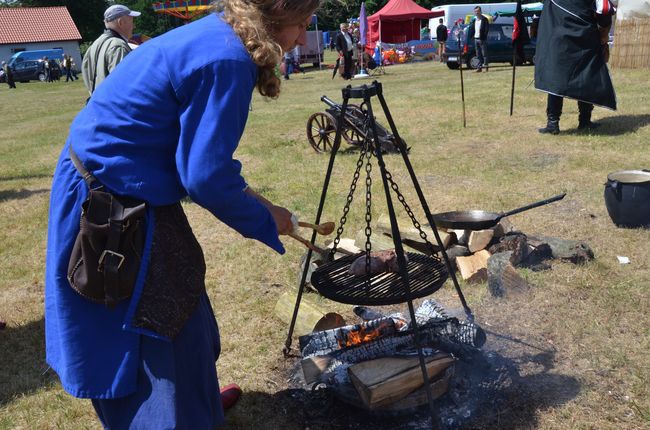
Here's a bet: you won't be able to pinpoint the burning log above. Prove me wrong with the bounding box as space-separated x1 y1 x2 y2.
299 317 400 358
348 353 455 409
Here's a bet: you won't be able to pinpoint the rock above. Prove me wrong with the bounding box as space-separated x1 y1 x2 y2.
533 235 594 264
488 233 529 266
521 236 554 270
439 245 471 272
487 252 530 298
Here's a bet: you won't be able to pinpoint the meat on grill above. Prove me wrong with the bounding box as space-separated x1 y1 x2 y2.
348 249 408 276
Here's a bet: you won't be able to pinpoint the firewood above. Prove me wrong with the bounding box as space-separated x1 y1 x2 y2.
301 355 334 385
467 229 495 253
273 291 328 336
456 249 490 283
384 366 453 411
492 218 515 238
450 229 470 246
348 353 455 409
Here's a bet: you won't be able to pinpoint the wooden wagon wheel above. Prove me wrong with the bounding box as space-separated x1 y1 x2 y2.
307 112 337 153
342 104 365 146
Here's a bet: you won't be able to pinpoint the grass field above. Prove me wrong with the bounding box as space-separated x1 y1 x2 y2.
0 55 649 429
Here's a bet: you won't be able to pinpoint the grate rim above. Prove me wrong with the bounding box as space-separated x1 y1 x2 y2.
311 252 448 306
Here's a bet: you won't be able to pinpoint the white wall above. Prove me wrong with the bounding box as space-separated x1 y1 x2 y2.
0 40 81 71
617 0 650 19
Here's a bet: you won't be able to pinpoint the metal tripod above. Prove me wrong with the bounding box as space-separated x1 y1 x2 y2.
283 81 473 428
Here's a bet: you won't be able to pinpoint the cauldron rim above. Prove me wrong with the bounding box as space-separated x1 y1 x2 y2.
607 169 650 184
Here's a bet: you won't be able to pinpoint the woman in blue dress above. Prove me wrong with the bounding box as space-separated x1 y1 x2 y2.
44 0 320 428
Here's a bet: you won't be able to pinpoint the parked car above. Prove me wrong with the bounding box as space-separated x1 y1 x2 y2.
443 23 536 70
0 59 61 83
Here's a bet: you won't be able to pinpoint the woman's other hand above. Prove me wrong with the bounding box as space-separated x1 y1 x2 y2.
268 205 294 235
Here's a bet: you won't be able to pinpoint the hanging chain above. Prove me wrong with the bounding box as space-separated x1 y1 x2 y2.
383 167 439 256
329 145 367 259
363 129 373 283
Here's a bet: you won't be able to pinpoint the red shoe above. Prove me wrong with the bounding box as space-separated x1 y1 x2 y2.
220 384 242 410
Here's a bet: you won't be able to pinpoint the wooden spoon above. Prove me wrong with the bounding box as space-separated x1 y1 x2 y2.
298 221 336 235
287 231 328 254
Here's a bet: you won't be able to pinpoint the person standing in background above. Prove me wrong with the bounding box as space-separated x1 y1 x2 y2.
2 61 16 89
470 6 489 72
535 0 616 134
82 4 140 95
335 22 354 80
435 18 448 62
420 25 430 40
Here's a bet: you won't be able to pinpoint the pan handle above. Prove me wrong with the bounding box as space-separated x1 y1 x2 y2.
497 193 567 221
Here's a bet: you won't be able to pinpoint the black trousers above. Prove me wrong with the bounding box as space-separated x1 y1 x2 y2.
546 94 593 122
342 50 353 79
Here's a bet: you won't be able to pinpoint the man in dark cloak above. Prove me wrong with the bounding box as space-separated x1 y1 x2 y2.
535 0 616 134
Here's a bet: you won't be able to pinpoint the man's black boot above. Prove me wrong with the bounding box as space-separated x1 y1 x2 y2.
538 119 560 135
577 102 598 130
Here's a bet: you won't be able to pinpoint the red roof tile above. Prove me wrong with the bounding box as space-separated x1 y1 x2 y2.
0 7 81 44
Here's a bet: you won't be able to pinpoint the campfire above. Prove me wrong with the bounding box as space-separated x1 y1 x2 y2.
298 299 485 411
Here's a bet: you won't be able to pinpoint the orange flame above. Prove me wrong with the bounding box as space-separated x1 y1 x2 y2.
337 321 391 348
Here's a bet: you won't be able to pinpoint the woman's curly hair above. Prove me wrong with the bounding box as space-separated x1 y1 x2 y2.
214 0 320 98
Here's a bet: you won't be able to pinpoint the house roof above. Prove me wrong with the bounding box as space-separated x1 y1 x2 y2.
0 7 81 45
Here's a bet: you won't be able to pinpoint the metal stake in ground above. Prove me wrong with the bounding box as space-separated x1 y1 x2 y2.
458 29 467 128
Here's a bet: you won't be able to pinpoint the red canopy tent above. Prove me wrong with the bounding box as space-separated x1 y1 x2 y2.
367 0 443 49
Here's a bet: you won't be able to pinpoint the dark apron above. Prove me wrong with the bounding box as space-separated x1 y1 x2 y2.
534 0 616 110
133 203 207 339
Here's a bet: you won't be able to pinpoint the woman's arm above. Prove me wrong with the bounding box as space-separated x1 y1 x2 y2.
244 187 294 235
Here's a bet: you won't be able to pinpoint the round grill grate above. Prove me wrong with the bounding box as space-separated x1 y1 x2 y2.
311 252 448 306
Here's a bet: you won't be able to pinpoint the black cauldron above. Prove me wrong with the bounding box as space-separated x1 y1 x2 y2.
604 170 650 228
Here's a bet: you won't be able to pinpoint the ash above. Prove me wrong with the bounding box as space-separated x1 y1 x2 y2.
289 299 579 429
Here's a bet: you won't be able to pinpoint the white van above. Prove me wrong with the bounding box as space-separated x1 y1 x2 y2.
429 3 516 29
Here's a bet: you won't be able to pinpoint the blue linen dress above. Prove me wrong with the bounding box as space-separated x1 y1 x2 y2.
45 14 284 428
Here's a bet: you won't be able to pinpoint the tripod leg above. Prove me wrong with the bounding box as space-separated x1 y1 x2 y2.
283 95 349 355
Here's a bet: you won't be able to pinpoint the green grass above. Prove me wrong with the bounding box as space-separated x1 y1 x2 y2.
0 55 649 429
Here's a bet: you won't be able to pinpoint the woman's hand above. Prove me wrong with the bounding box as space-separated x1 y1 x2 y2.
268 205 294 235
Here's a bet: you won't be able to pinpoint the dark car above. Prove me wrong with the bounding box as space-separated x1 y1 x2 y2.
1 59 62 82
443 23 536 70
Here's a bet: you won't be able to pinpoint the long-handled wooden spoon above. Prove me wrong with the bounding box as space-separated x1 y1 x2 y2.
287 231 328 254
297 221 336 235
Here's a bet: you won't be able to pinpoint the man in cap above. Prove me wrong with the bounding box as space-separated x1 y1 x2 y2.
82 4 141 95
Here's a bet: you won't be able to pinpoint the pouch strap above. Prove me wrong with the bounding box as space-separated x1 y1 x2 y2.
69 146 102 190
102 195 125 309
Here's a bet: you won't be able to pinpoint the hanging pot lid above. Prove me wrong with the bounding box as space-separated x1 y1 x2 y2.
607 170 650 184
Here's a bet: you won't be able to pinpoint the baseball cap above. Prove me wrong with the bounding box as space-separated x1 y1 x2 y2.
104 4 141 22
